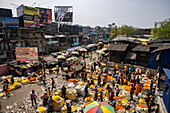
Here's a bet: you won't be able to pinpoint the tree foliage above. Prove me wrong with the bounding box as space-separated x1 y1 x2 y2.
109 26 117 39
151 18 170 39
109 25 135 39
117 25 135 37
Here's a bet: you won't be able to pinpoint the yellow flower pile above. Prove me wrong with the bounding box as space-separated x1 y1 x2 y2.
90 91 95 93
13 82 20 86
22 66 27 68
139 99 146 104
121 99 128 104
52 95 61 102
79 82 86 85
72 106 78 112
0 93 4 97
7 86 15 91
21 79 30 84
66 89 70 92
37 106 46 112
90 85 95 89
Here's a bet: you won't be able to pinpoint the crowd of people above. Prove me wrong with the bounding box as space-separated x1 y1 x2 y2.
1 46 160 113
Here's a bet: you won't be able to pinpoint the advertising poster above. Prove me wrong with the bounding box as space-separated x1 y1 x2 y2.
62 12 73 22
23 6 40 27
15 47 38 61
37 7 52 24
0 17 19 28
55 6 73 22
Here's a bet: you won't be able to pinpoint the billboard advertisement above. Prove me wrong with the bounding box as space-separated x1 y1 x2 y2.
23 6 40 27
54 6 73 22
36 7 52 24
0 17 19 28
15 47 38 61
17 5 40 27
0 8 12 17
62 12 73 22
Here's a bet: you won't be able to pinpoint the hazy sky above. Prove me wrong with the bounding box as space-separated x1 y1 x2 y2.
0 0 170 28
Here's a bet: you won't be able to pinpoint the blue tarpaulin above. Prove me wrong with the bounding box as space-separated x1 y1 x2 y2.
163 68 170 80
162 68 170 113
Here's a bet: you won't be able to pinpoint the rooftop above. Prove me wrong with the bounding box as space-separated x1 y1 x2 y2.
132 45 150 52
151 45 170 53
107 43 129 51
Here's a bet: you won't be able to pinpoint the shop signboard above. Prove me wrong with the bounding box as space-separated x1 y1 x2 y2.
0 17 19 28
15 47 38 61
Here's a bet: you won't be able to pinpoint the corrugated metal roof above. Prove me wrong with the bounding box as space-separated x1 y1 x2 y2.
149 43 170 47
148 39 170 44
151 46 170 53
107 43 129 51
132 45 150 52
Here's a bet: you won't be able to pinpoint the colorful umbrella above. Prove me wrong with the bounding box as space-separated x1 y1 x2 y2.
84 101 115 113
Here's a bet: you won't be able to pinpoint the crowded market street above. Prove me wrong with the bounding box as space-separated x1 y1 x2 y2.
0 45 159 113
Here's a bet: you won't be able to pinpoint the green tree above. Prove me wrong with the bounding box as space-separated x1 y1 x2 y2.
109 25 135 39
109 26 118 39
151 18 170 39
118 25 135 37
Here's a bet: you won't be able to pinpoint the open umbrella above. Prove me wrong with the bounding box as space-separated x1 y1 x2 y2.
57 55 66 59
84 101 115 113
79 48 87 52
71 51 79 55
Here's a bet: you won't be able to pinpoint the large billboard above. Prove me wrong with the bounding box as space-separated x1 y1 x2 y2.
23 6 40 27
0 8 12 17
17 5 40 27
15 47 38 61
0 17 19 28
36 7 52 24
54 6 73 22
